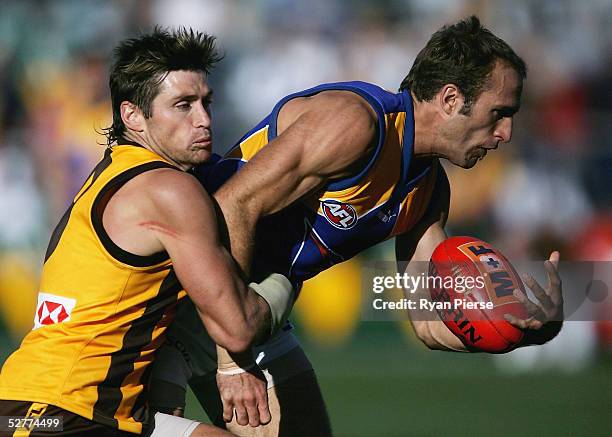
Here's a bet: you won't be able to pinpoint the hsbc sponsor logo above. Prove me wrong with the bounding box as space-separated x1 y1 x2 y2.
321 200 358 230
33 292 77 330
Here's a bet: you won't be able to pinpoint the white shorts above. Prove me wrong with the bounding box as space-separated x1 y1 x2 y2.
151 412 199 437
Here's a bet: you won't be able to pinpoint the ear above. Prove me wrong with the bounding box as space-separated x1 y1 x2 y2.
437 84 465 117
120 101 145 133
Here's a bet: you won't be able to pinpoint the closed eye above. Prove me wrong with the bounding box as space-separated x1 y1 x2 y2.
493 106 518 119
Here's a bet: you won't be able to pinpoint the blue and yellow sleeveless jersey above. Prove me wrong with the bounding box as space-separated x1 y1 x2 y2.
198 81 439 285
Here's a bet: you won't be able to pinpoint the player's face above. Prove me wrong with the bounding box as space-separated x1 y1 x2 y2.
143 70 213 170
448 62 522 168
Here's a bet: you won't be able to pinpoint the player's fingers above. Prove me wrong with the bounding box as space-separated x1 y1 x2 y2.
243 393 261 427
234 404 249 427
504 314 543 330
513 288 545 319
522 274 554 311
549 251 560 269
504 313 528 329
257 390 271 425
221 396 234 423
544 260 562 302
525 317 543 329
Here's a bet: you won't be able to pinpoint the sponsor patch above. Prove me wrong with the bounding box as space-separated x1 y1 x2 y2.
33 292 77 330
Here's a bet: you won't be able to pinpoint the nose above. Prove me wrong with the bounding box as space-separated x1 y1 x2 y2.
192 101 211 129
494 117 513 143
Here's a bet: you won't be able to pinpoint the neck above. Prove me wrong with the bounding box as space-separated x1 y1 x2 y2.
411 93 445 159
122 132 185 170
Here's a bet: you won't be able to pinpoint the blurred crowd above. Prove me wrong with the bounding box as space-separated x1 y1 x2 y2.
0 0 610 368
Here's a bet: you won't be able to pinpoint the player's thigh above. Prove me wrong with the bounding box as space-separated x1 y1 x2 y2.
150 412 233 437
148 377 189 416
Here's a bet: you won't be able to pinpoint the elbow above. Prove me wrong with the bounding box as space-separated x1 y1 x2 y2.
412 320 460 351
412 321 440 350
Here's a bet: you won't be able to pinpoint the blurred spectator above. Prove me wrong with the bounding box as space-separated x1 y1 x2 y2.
0 0 610 355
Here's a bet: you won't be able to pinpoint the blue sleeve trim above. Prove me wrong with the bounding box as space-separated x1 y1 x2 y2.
266 81 388 191
400 88 415 184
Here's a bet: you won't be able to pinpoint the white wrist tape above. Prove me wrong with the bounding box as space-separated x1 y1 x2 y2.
249 273 295 336
217 362 256 376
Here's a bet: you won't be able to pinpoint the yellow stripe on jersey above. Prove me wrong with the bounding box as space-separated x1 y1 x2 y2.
229 126 270 161
0 145 186 434
390 161 438 237
226 111 420 223
225 108 431 238
317 112 406 216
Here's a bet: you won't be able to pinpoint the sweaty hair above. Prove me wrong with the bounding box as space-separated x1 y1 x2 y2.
400 16 526 114
104 27 222 145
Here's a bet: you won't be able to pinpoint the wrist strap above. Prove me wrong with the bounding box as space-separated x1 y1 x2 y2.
249 273 295 335
217 362 257 376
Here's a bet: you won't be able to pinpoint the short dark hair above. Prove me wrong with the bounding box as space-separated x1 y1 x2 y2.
400 16 526 114
104 27 222 145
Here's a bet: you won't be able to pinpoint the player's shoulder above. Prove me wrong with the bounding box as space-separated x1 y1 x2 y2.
282 88 377 127
134 166 203 191
119 167 211 214
312 89 377 120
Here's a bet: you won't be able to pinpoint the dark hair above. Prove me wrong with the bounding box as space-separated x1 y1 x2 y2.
400 16 526 114
104 27 222 145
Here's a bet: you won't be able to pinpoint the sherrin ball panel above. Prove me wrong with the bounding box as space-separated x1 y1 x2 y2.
429 236 529 353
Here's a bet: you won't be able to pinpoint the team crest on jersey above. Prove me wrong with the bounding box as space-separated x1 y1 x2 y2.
33 292 76 330
321 200 358 230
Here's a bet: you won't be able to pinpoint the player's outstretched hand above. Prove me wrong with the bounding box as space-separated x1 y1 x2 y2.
504 251 564 344
217 365 271 427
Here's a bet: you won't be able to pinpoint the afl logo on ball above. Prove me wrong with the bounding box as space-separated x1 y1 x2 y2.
321 200 358 230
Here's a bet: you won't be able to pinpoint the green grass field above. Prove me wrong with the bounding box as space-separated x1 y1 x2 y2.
2 323 609 436
186 323 610 437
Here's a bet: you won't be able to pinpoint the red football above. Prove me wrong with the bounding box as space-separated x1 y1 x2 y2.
429 236 529 353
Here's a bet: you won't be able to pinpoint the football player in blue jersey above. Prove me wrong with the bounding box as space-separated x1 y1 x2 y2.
149 16 563 437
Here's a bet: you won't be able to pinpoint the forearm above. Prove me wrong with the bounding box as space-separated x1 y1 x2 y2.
399 220 465 352
411 319 467 351
241 289 273 345
214 188 257 278
403 270 467 352
193 284 272 352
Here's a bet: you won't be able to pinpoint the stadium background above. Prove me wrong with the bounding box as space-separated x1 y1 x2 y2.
0 0 611 435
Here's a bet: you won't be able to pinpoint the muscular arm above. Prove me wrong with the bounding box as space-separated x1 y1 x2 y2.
396 164 563 351
395 164 466 351
214 91 378 276
210 91 379 425
104 168 269 353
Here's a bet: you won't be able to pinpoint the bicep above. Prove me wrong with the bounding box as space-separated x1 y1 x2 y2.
147 172 243 299
215 94 377 216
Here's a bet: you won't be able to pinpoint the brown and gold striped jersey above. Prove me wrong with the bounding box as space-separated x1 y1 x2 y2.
0 145 187 434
